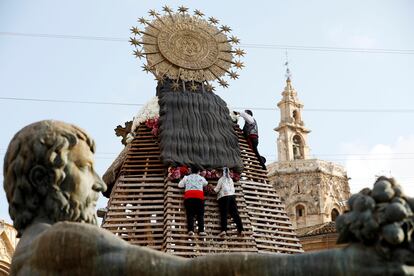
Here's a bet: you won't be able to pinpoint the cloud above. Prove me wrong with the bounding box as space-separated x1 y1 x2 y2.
343 135 414 197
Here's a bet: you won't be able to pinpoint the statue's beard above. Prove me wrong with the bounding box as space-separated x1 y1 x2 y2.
44 188 98 225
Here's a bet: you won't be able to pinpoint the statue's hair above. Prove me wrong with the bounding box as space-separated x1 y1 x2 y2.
3 120 95 236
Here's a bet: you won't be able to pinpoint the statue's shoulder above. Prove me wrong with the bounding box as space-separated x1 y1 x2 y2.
46 222 130 249
40 221 98 239
12 222 129 275
32 222 103 257
52 221 98 231
46 222 122 242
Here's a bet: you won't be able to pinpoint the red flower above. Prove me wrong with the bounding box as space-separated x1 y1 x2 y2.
167 166 181 180
179 166 189 175
151 126 159 136
232 172 241 182
171 169 181 179
145 118 154 128
145 117 160 137
205 170 212 179
204 185 215 195
210 169 218 179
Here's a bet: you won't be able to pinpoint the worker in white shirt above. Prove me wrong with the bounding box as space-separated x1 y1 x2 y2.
214 167 244 237
178 167 208 236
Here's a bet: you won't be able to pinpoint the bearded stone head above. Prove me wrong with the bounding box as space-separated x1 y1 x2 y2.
3 120 107 237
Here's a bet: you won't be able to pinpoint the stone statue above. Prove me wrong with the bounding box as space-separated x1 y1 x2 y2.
4 120 414 275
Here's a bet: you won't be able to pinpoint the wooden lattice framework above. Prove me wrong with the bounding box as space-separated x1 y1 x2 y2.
102 123 302 257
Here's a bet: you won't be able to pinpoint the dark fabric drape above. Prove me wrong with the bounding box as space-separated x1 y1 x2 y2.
157 80 243 172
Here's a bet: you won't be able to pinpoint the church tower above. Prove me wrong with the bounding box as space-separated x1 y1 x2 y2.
275 77 311 162
268 67 351 251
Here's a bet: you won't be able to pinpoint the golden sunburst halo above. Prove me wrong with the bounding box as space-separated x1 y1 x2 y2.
130 7 245 89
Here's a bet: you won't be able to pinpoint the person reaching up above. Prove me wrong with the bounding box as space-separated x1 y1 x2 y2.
234 110 266 170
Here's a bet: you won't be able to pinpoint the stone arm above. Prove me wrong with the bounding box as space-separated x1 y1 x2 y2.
12 222 414 276
11 222 184 276
187 246 414 276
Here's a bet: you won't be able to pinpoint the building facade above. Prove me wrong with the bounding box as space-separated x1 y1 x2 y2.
268 77 351 251
0 220 18 276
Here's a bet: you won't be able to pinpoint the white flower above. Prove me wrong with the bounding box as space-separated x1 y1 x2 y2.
131 96 160 132
125 133 135 144
229 108 240 123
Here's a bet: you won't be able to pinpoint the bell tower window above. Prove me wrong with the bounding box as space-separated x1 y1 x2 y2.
292 110 300 124
331 208 340 221
296 204 305 217
292 135 304 160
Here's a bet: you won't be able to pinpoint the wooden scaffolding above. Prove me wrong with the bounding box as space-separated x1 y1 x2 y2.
101 123 303 257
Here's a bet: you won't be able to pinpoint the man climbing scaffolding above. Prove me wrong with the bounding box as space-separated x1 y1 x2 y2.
234 110 267 170
178 167 208 236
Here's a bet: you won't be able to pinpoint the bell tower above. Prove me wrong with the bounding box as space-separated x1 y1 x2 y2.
274 73 311 162
268 63 351 251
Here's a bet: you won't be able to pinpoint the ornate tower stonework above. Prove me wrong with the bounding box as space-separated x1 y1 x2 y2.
275 78 311 162
268 77 351 240
268 161 350 229
0 220 18 276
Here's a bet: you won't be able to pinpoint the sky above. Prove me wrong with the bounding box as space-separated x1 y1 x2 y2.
1 0 413 223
